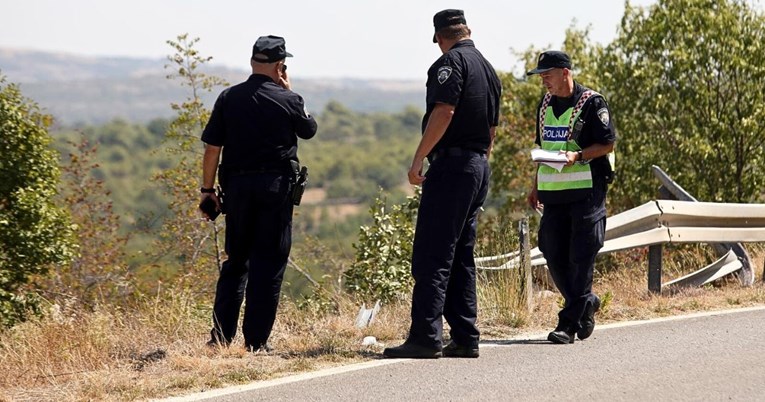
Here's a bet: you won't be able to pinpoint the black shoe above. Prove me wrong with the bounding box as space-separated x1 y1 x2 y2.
443 341 479 358
246 343 273 353
577 296 601 340
383 342 442 359
548 328 575 344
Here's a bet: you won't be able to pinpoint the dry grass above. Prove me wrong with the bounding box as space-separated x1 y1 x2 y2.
591 246 765 323
1 247 764 401
478 269 530 330
0 289 409 402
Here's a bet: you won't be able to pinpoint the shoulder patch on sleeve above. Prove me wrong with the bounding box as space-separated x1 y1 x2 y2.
597 107 610 126
437 66 453 84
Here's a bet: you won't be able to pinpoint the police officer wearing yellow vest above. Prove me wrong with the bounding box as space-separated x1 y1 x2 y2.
200 35 317 352
526 50 615 344
383 9 501 359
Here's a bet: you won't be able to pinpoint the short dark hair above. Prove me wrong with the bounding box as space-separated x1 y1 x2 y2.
436 24 471 41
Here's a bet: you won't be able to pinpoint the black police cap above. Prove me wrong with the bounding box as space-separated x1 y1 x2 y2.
526 50 572 75
251 35 293 63
432 9 467 43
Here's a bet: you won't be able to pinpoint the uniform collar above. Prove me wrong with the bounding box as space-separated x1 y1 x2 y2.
449 39 475 50
248 73 274 83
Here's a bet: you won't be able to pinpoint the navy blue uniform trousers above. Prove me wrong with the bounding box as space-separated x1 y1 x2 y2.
210 173 293 348
538 190 606 330
408 150 490 350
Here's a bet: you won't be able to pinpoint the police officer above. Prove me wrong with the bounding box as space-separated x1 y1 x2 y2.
383 9 501 359
526 50 616 344
200 35 317 352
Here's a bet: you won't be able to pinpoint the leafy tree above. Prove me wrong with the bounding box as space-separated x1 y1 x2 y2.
489 68 539 212
299 102 419 207
52 118 172 231
602 0 765 206
151 34 228 290
40 138 131 307
316 100 375 141
0 75 76 326
147 118 171 137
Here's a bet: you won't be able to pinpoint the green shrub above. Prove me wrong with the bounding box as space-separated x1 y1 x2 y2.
344 188 420 302
0 76 77 326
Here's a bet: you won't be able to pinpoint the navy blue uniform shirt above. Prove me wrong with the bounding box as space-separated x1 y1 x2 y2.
422 39 502 154
202 74 317 171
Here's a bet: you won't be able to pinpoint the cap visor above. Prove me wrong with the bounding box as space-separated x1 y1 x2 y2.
285 51 293 58
526 67 554 76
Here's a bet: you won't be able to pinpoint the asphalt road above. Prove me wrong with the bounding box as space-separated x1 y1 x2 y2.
167 306 765 402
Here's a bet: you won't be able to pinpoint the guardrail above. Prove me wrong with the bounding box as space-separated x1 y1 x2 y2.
476 167 765 293
651 165 755 287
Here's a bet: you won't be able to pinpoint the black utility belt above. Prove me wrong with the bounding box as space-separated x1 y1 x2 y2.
430 147 486 162
219 162 308 206
226 167 291 176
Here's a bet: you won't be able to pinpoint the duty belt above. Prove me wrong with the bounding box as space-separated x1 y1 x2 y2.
226 167 291 176
429 147 486 162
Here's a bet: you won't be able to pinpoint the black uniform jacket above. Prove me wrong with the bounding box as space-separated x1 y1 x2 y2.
422 39 501 154
202 74 317 172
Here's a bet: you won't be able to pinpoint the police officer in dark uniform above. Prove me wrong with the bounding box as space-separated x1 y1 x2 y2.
200 35 317 352
383 9 501 359
526 50 616 344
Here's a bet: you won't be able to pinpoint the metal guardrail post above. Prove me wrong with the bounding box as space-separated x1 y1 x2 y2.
648 245 662 293
519 218 532 311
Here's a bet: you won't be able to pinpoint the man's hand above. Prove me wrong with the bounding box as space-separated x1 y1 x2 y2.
407 103 454 186
408 158 426 185
199 192 221 220
561 150 578 166
278 66 291 91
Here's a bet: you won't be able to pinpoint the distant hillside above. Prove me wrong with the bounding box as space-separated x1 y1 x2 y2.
0 48 424 125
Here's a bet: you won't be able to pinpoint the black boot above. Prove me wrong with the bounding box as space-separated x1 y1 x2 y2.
383 342 442 358
548 326 575 344
577 296 601 340
443 341 479 358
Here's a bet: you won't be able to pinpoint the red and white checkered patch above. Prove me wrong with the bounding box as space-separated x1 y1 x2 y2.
538 90 597 140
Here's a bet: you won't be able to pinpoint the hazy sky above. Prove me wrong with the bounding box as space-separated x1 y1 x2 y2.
1 0 658 79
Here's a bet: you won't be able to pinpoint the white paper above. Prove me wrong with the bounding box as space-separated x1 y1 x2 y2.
530 148 568 172
541 161 566 172
531 148 568 162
